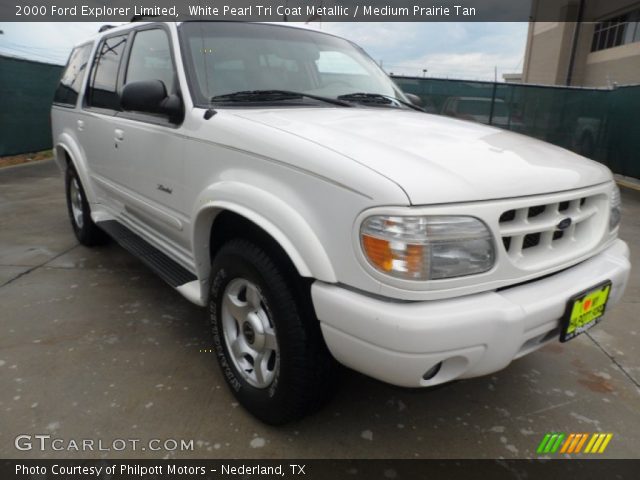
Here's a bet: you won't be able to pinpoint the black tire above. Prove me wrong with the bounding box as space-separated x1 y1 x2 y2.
209 238 336 424
65 165 107 246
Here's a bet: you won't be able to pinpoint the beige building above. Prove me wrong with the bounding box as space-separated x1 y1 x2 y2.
522 0 640 87
502 73 524 83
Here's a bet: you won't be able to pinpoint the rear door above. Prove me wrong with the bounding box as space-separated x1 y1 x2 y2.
81 32 131 210
51 41 94 180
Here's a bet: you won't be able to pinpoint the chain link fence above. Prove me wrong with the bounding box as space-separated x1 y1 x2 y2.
0 55 63 157
394 76 639 179
0 55 637 179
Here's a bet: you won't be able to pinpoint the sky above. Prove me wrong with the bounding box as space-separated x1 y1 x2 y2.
0 22 528 81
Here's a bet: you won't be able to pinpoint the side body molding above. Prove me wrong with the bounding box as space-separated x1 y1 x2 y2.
192 182 337 298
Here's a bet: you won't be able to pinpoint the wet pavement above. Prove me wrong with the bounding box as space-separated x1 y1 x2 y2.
1 160 638 459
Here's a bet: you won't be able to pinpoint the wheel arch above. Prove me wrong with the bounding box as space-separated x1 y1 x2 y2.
191 183 337 300
54 144 72 171
54 133 97 203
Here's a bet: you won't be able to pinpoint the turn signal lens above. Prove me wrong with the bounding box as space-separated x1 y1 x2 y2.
360 215 495 281
362 235 393 271
362 235 425 276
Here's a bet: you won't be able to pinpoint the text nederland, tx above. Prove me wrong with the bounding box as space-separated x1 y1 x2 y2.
16 464 306 476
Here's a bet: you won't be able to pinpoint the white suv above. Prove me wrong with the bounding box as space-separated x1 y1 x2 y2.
51 22 630 424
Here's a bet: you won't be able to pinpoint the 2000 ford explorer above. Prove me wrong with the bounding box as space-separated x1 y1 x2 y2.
51 22 631 424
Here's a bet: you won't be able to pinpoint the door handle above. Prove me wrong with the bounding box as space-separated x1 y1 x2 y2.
76 120 84 131
114 129 124 141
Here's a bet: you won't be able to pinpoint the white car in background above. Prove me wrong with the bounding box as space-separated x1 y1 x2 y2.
51 22 630 424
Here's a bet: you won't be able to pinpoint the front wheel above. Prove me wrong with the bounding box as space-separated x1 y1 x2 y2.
209 239 335 424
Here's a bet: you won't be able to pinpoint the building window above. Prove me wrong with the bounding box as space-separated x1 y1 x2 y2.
591 10 640 52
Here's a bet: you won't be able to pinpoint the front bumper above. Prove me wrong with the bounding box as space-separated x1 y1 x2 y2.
312 239 631 387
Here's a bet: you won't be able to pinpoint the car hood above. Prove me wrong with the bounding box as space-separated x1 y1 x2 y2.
231 108 612 204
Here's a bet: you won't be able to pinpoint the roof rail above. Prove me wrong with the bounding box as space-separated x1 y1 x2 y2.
98 25 115 33
131 15 160 22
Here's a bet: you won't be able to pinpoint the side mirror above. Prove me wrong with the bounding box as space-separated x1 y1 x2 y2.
405 93 424 107
121 80 183 123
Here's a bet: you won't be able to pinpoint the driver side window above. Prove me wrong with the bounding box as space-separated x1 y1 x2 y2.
125 29 175 93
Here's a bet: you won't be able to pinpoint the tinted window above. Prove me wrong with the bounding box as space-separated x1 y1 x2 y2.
125 29 175 93
87 34 128 110
54 43 92 107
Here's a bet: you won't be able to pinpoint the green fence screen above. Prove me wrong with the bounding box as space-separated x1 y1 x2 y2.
0 54 638 179
0 55 63 157
395 76 640 179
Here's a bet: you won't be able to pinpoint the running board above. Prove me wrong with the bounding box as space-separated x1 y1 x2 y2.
97 220 197 288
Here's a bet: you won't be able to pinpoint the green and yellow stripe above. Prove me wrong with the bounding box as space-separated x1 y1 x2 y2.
584 433 613 454
536 433 565 454
537 432 613 454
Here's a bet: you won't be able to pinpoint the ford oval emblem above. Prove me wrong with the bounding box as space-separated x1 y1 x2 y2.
557 218 572 230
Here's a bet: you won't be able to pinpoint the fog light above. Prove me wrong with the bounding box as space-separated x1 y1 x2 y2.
422 362 442 380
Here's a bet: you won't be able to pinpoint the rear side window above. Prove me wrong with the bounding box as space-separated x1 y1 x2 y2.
125 29 175 93
86 34 128 110
54 43 93 107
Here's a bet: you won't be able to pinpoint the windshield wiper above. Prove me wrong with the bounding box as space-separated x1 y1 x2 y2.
338 93 393 105
210 90 352 107
337 93 424 112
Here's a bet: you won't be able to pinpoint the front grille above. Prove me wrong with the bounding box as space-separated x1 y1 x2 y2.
527 205 546 218
522 232 541 249
499 193 606 268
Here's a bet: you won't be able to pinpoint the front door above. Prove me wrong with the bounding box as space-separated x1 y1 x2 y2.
110 26 188 252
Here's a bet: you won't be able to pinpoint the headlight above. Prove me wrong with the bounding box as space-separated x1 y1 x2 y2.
610 184 621 231
360 215 495 280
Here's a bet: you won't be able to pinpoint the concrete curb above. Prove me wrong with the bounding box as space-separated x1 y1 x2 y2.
615 174 640 192
0 157 54 173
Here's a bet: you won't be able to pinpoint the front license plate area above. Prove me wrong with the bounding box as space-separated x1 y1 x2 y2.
560 280 612 343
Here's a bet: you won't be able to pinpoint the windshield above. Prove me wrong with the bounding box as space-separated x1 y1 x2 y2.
179 22 406 106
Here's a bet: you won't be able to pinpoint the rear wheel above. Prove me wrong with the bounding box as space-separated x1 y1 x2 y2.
65 165 107 246
209 238 335 424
